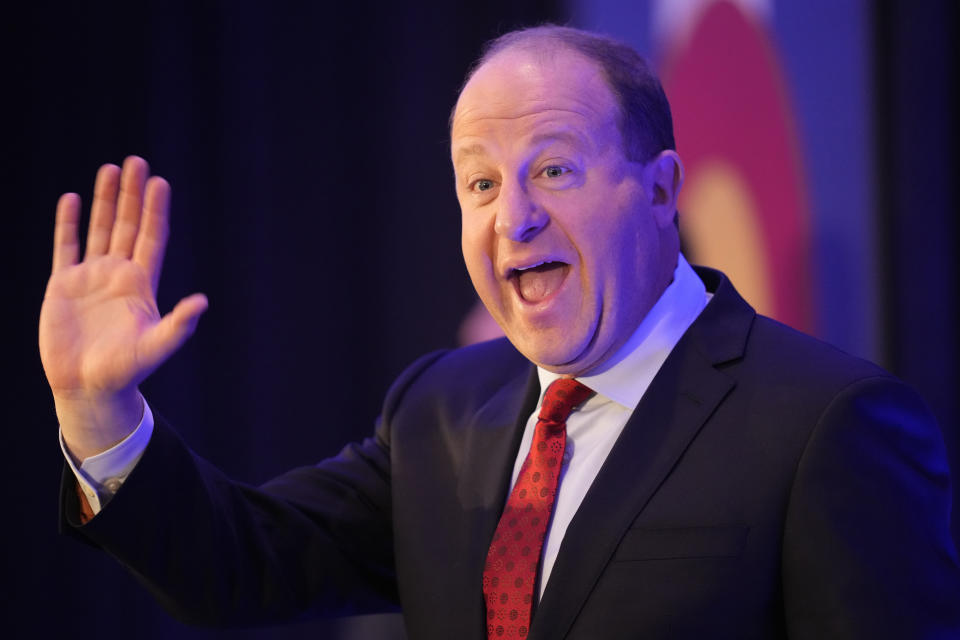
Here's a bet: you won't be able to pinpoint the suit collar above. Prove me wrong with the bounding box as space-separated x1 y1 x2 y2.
687 266 755 365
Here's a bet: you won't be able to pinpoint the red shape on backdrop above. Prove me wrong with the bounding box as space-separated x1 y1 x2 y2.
661 1 814 332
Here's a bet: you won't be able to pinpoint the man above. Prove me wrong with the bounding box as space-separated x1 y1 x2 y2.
42 25 959 638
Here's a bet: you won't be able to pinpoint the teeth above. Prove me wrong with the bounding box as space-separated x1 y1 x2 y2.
516 260 547 272
505 259 567 278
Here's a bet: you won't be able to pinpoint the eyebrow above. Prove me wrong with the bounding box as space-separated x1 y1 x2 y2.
453 144 488 165
452 128 591 167
528 129 589 150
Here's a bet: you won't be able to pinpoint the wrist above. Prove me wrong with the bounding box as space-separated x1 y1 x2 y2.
55 388 144 462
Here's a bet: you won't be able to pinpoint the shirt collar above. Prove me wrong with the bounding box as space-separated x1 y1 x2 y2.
536 253 709 411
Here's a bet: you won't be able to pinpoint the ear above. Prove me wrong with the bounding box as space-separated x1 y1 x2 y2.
646 150 684 228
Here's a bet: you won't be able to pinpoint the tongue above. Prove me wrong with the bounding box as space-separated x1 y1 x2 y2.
516 263 567 302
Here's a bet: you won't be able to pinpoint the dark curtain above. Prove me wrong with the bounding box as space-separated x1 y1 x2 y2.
874 0 959 541
5 2 562 638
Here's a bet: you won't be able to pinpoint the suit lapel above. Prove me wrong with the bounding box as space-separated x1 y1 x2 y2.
530 268 754 640
457 364 540 510
452 363 540 637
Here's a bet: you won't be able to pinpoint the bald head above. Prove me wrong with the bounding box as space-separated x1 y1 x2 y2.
454 25 676 163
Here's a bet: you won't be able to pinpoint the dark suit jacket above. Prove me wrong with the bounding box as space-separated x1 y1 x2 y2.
62 267 960 638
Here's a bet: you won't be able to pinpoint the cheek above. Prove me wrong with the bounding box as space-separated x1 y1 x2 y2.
461 218 497 290
460 205 483 255
588 217 651 304
605 224 661 326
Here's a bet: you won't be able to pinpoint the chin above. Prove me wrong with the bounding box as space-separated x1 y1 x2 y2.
510 329 597 375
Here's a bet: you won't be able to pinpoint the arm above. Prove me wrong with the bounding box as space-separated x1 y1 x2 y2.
61 413 400 625
56 347 451 625
783 376 960 637
47 157 438 626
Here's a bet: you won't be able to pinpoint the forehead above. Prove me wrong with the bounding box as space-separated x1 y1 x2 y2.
451 46 620 155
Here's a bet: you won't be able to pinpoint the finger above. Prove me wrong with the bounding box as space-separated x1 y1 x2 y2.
52 193 81 274
108 156 149 258
85 163 121 258
133 176 171 294
137 293 209 375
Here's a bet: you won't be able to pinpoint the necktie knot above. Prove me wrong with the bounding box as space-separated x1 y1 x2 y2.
537 378 593 426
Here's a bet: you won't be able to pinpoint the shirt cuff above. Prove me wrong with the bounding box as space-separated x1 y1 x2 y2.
59 396 155 515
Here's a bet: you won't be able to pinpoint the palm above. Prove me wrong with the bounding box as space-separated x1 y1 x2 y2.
40 256 162 395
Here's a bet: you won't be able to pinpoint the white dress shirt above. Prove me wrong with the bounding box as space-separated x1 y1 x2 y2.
62 254 710 586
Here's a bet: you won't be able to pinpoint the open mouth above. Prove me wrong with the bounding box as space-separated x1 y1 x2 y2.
510 261 570 303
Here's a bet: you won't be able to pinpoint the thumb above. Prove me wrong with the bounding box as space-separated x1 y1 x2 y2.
137 293 209 375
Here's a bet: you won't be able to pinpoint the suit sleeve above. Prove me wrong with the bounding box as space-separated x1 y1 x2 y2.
782 375 960 638
58 349 448 627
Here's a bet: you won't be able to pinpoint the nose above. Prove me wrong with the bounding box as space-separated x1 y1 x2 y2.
494 180 548 242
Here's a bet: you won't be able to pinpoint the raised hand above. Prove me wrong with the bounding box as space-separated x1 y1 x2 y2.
40 157 208 461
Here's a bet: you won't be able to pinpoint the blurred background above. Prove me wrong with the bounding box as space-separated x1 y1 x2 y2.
4 0 956 637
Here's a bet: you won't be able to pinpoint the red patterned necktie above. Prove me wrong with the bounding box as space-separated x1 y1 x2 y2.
482 378 593 639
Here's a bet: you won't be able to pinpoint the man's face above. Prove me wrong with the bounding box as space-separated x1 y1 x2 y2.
451 46 677 376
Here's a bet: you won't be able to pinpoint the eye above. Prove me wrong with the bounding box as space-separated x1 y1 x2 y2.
472 178 495 192
540 165 572 180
